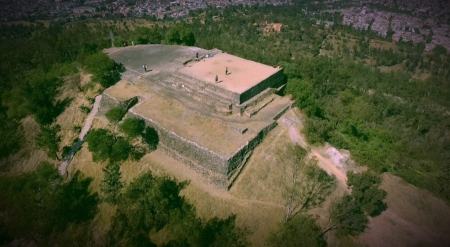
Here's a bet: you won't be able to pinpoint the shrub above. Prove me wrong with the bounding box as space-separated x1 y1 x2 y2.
105 107 127 124
119 118 145 138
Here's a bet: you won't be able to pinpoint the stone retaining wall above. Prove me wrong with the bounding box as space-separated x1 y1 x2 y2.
239 69 285 104
97 92 120 115
102 92 285 189
226 121 277 178
127 105 231 187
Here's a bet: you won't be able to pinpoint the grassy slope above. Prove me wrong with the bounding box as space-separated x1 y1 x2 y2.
1 27 450 245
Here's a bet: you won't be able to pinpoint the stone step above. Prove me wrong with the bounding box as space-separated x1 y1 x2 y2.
238 87 275 109
168 77 232 109
172 73 205 88
173 72 236 99
244 95 275 118
158 78 232 115
203 86 233 103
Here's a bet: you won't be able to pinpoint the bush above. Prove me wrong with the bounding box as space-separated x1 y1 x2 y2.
85 129 115 161
83 53 124 88
105 107 127 124
79 105 91 114
142 127 159 150
119 118 145 138
131 145 147 161
164 25 196 46
110 137 132 162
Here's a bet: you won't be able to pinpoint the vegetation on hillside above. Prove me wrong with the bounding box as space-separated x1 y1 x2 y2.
0 0 449 246
0 163 248 246
180 4 450 203
0 22 124 160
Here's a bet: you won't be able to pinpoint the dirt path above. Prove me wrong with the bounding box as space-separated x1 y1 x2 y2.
279 111 348 188
79 95 102 141
59 95 102 175
310 150 348 188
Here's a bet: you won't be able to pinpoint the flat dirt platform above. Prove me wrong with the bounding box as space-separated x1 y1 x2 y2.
179 53 280 94
105 81 268 157
105 44 207 75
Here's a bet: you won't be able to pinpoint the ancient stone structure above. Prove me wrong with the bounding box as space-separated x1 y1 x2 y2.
101 45 293 189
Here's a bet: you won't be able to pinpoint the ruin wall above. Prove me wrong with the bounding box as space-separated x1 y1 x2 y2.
238 69 285 104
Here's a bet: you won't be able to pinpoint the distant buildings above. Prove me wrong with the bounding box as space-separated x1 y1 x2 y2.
330 3 450 51
73 6 96 14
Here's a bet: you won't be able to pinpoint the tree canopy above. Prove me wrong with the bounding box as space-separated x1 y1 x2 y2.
109 171 248 247
119 118 146 138
0 162 98 245
164 25 196 46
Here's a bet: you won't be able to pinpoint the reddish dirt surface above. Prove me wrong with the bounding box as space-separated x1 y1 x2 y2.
179 52 280 94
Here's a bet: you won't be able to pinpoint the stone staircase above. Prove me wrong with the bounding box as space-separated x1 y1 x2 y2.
244 95 276 117
147 72 234 115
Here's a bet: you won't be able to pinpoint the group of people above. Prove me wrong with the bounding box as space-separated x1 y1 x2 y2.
195 51 216 61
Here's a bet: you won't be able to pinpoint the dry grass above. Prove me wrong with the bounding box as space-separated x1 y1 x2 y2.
104 81 147 101
412 70 431 81
55 74 91 150
379 62 405 73
0 116 56 175
118 83 255 156
90 203 117 246
370 40 399 52
67 109 293 247
229 125 289 205
0 20 50 27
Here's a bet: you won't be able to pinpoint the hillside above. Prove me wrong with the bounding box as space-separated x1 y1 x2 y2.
1 2 450 246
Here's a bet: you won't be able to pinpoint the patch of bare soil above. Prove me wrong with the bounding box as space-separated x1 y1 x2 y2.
359 173 450 247
379 62 405 73
310 149 348 189
370 40 399 52
276 108 450 247
278 108 349 189
412 70 431 81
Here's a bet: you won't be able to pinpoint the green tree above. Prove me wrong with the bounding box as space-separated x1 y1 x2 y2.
109 171 248 247
268 214 326 247
0 162 98 245
101 162 124 204
110 137 132 162
132 27 162 44
347 171 387 216
322 195 368 237
165 26 196 46
83 53 124 88
142 126 159 151
106 107 127 125
0 115 22 158
108 172 189 245
85 128 115 161
119 118 145 138
36 124 61 160
280 145 336 222
3 70 66 125
195 215 249 247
